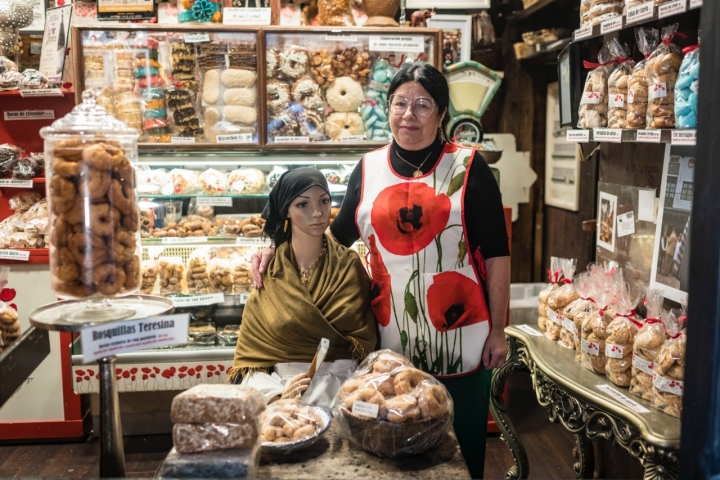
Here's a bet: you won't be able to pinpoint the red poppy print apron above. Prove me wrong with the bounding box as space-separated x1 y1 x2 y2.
356 143 491 377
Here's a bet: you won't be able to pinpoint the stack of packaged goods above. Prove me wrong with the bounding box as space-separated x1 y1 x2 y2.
134 36 171 142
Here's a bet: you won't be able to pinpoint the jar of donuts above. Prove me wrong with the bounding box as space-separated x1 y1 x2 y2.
40 90 142 308
333 350 454 458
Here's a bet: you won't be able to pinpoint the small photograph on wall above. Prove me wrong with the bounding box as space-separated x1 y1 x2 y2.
597 191 617 252
650 145 695 304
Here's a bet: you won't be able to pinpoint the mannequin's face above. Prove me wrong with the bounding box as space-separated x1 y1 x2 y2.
287 186 331 238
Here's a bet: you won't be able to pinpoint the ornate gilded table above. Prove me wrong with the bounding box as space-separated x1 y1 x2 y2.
490 325 681 480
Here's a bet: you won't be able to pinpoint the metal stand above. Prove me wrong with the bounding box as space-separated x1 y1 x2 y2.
98 356 126 478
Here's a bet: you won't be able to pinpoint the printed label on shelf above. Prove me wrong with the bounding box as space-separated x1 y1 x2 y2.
171 293 225 307
652 372 684 395
632 354 655 375
274 136 310 143
517 324 543 336
671 129 697 145
582 339 600 355
580 92 601 105
196 196 233 207
340 135 366 142
626 2 655 23
4 109 54 121
574 25 593 41
171 137 195 144
236 236 269 245
217 133 253 144
689 0 702 8
648 82 668 100
184 33 210 43
81 313 190 363
369 35 425 53
352 400 380 418
223 7 271 25
605 342 626 358
617 211 636 237
593 128 623 143
162 236 208 244
608 93 625 108
636 130 662 143
596 384 650 413
238 293 250 304
0 249 30 261
30 42 42 55
19 88 63 97
658 0 687 18
325 33 358 42
0 179 33 188
566 129 590 143
600 16 623 34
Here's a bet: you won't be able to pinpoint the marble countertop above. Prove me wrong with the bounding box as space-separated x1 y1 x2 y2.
258 422 470 480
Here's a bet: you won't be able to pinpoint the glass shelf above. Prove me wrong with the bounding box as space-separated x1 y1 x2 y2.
142 237 271 247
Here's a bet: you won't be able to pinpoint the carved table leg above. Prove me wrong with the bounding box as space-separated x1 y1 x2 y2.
489 336 529 480
573 433 594 479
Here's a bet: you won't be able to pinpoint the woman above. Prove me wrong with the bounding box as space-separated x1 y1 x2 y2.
229 167 378 408
254 63 510 477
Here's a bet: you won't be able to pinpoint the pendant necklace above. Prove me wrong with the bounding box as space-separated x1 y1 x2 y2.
396 149 434 178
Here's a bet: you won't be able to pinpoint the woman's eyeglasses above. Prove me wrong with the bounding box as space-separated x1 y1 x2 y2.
388 95 436 118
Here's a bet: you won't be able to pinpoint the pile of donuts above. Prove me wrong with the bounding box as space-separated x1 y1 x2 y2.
334 350 453 457
260 399 323 445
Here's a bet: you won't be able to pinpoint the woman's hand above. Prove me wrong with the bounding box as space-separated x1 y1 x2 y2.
482 329 508 369
280 373 311 400
251 246 276 289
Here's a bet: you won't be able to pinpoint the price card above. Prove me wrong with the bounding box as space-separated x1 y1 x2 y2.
369 35 425 53
236 236 269 245
600 16 623 34
689 0 702 7
19 88 63 97
0 249 30 261
196 197 233 207
671 129 697 145
4 110 54 121
517 324 543 337
274 136 310 143
352 400 380 418
184 33 210 43
574 25 593 41
0 179 33 188
217 133 253 144
636 130 662 143
325 33 357 42
593 128 623 143
617 211 635 237
596 385 650 413
171 293 225 307
238 293 250 304
609 93 625 108
658 0 686 18
566 130 590 143
626 1 655 23
171 137 195 144
580 92 601 105
340 135 366 142
223 7 271 25
162 236 208 244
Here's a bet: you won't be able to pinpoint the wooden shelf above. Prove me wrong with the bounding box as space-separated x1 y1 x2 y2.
0 88 74 97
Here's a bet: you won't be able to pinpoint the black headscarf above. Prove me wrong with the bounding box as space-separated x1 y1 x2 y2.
262 167 330 246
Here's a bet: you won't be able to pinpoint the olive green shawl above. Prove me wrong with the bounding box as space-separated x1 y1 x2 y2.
228 236 377 382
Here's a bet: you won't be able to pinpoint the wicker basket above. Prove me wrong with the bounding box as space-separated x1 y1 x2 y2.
362 0 400 26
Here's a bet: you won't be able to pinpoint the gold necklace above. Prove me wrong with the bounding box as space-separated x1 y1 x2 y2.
396 149 434 178
298 239 326 286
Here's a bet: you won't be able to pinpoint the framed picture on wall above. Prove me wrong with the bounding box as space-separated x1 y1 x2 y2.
426 15 472 67
597 191 618 253
20 0 47 34
649 144 695 305
408 0 490 8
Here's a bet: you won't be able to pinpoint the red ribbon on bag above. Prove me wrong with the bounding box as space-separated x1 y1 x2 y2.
645 317 662 324
546 268 562 283
615 57 630 63
561 278 572 285
678 314 688 325
682 45 699 54
583 60 613 69
663 31 687 45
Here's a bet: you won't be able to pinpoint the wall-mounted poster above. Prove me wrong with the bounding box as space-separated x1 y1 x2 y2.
597 191 617 252
650 144 695 304
38 4 73 83
426 15 472 66
20 0 47 34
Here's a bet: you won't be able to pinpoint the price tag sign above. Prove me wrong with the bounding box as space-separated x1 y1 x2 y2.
596 385 650 413
574 25 593 41
80 314 190 363
184 33 210 43
274 136 310 143
689 0 702 8
369 35 425 53
19 88 63 97
340 135 366 142
238 293 250 304
196 197 233 207
4 110 54 121
171 137 196 144
617 211 635 237
600 16 623 34
223 7 271 25
626 2 655 23
0 179 34 188
671 129 697 145
593 128 623 143
636 130 662 143
162 236 208 244
325 33 358 42
658 0 686 18
566 130 590 143
0 249 30 261
217 133 253 144
517 324 543 337
171 293 225 307
352 400 380 418
236 237 269 245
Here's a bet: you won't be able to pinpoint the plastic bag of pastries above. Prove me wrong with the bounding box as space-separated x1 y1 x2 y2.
578 45 613 128
569 269 601 361
0 301 20 345
8 192 42 213
208 257 233 293
228 168 265 194
141 259 160 294
646 24 684 129
607 39 635 129
627 28 660 129
230 255 253 293
169 168 199 195
538 256 561 334
630 289 667 400
199 168 228 195
260 399 326 445
159 257 187 295
561 271 595 351
546 258 579 341
186 249 211 294
317 0 355 26
333 350 453 458
580 270 619 375
604 285 644 387
651 310 686 418
675 39 700 129
580 1 623 27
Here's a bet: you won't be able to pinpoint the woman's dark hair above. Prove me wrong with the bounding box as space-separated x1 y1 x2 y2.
387 62 450 134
